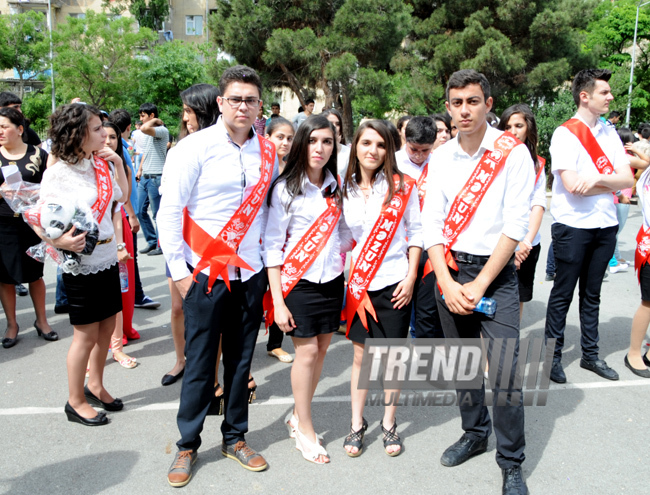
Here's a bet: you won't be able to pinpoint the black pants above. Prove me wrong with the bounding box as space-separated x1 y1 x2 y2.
266 324 284 351
176 269 267 451
412 250 444 338
435 258 525 469
545 223 617 362
131 229 145 303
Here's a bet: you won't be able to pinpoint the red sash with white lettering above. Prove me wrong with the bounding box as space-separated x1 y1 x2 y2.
263 196 341 328
182 135 275 293
25 154 113 228
536 156 545 185
561 119 615 175
346 175 415 334
635 226 650 283
440 132 520 273
416 163 428 211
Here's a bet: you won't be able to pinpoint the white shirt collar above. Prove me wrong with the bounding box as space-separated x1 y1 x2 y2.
451 124 501 159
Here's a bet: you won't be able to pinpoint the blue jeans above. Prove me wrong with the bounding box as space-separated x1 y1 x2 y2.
614 202 630 261
546 242 555 276
137 175 161 247
55 268 68 307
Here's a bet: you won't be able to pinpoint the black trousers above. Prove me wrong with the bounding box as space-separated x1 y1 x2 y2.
545 223 617 362
413 250 444 338
176 269 267 451
435 258 525 469
266 324 284 351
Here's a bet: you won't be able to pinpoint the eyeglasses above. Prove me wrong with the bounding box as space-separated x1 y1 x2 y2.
222 97 260 108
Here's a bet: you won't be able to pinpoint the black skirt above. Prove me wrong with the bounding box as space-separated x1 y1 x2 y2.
0 215 44 284
347 281 412 344
62 263 122 325
273 273 345 339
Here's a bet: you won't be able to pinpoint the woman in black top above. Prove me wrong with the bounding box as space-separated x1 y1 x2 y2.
0 107 57 348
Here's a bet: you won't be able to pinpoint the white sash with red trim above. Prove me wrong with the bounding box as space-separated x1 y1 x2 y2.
561 119 615 175
182 135 275 293
439 132 520 273
346 174 415 333
263 195 341 328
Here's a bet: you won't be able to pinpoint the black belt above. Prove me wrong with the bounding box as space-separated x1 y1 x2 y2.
452 251 491 265
142 173 162 179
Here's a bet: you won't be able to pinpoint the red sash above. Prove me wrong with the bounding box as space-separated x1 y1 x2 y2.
25 155 113 229
561 119 615 175
346 175 415 333
416 163 428 211
263 195 341 328
440 132 520 272
182 135 275 293
636 226 650 283
536 156 545 185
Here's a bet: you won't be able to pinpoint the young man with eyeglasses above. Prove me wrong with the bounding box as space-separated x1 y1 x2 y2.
159 65 278 487
395 116 444 339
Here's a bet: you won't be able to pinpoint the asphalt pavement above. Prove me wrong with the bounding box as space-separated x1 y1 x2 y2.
1 204 649 495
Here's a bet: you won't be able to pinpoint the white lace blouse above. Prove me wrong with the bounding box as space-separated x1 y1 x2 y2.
40 158 122 275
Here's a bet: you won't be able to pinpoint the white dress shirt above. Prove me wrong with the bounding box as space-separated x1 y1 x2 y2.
395 148 430 182
158 117 278 282
529 169 547 247
550 113 629 229
337 144 351 179
263 169 352 284
343 172 423 291
422 125 534 255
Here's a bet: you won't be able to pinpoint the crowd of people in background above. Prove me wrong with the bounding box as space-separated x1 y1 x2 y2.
2 63 650 495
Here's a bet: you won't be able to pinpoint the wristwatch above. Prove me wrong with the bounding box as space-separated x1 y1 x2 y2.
117 243 126 251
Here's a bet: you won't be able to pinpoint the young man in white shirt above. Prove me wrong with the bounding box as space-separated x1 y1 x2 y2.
158 66 277 487
395 116 444 339
423 69 534 495
291 98 314 130
545 69 633 384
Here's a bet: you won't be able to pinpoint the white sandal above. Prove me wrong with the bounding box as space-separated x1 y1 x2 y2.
295 426 329 465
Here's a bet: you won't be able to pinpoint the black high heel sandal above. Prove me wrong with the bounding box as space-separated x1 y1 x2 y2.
343 418 368 457
35 321 58 342
380 420 403 457
208 384 224 416
248 377 257 404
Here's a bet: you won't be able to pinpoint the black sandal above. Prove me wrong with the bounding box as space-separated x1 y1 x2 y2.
248 377 257 404
343 418 368 457
207 384 224 416
380 420 402 457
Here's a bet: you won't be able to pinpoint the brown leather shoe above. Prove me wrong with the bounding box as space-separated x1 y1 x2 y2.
221 440 268 472
167 450 197 487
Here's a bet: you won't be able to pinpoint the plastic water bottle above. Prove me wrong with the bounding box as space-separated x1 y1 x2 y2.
119 262 128 293
441 295 497 316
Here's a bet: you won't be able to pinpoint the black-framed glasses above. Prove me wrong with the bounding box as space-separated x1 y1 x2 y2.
222 97 260 108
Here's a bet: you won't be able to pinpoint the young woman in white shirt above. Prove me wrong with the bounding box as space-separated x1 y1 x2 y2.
341 120 423 458
265 115 348 464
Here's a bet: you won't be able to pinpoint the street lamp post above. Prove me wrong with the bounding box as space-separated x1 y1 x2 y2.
626 0 650 126
47 0 55 112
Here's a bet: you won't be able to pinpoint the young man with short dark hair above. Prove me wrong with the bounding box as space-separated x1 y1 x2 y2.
423 69 534 495
292 97 315 129
136 103 169 256
395 116 443 339
545 69 634 384
159 65 277 487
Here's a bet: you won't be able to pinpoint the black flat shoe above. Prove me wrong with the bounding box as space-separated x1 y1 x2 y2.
643 354 650 368
161 368 185 386
624 355 650 378
2 326 19 349
34 321 58 342
65 402 108 426
84 385 124 411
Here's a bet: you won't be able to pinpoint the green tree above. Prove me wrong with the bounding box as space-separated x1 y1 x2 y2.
585 0 650 127
395 0 598 116
209 0 412 140
0 12 49 99
102 0 169 31
51 11 156 109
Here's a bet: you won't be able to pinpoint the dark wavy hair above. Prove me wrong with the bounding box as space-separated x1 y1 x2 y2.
497 103 540 172
48 103 102 164
268 115 339 210
344 119 404 205
179 83 221 140
0 106 25 133
102 121 125 167
320 108 346 145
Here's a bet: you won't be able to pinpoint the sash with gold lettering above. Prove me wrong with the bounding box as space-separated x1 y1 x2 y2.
182 135 275 293
440 132 520 273
263 196 341 328
561 119 615 175
346 175 415 334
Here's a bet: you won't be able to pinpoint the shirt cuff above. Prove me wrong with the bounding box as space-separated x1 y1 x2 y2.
502 224 528 243
168 259 191 282
262 250 284 268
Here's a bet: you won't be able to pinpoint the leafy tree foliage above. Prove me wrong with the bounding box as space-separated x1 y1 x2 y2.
0 11 49 99
102 0 169 31
51 11 156 109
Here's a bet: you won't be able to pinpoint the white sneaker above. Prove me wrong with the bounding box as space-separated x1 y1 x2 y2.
609 262 629 274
